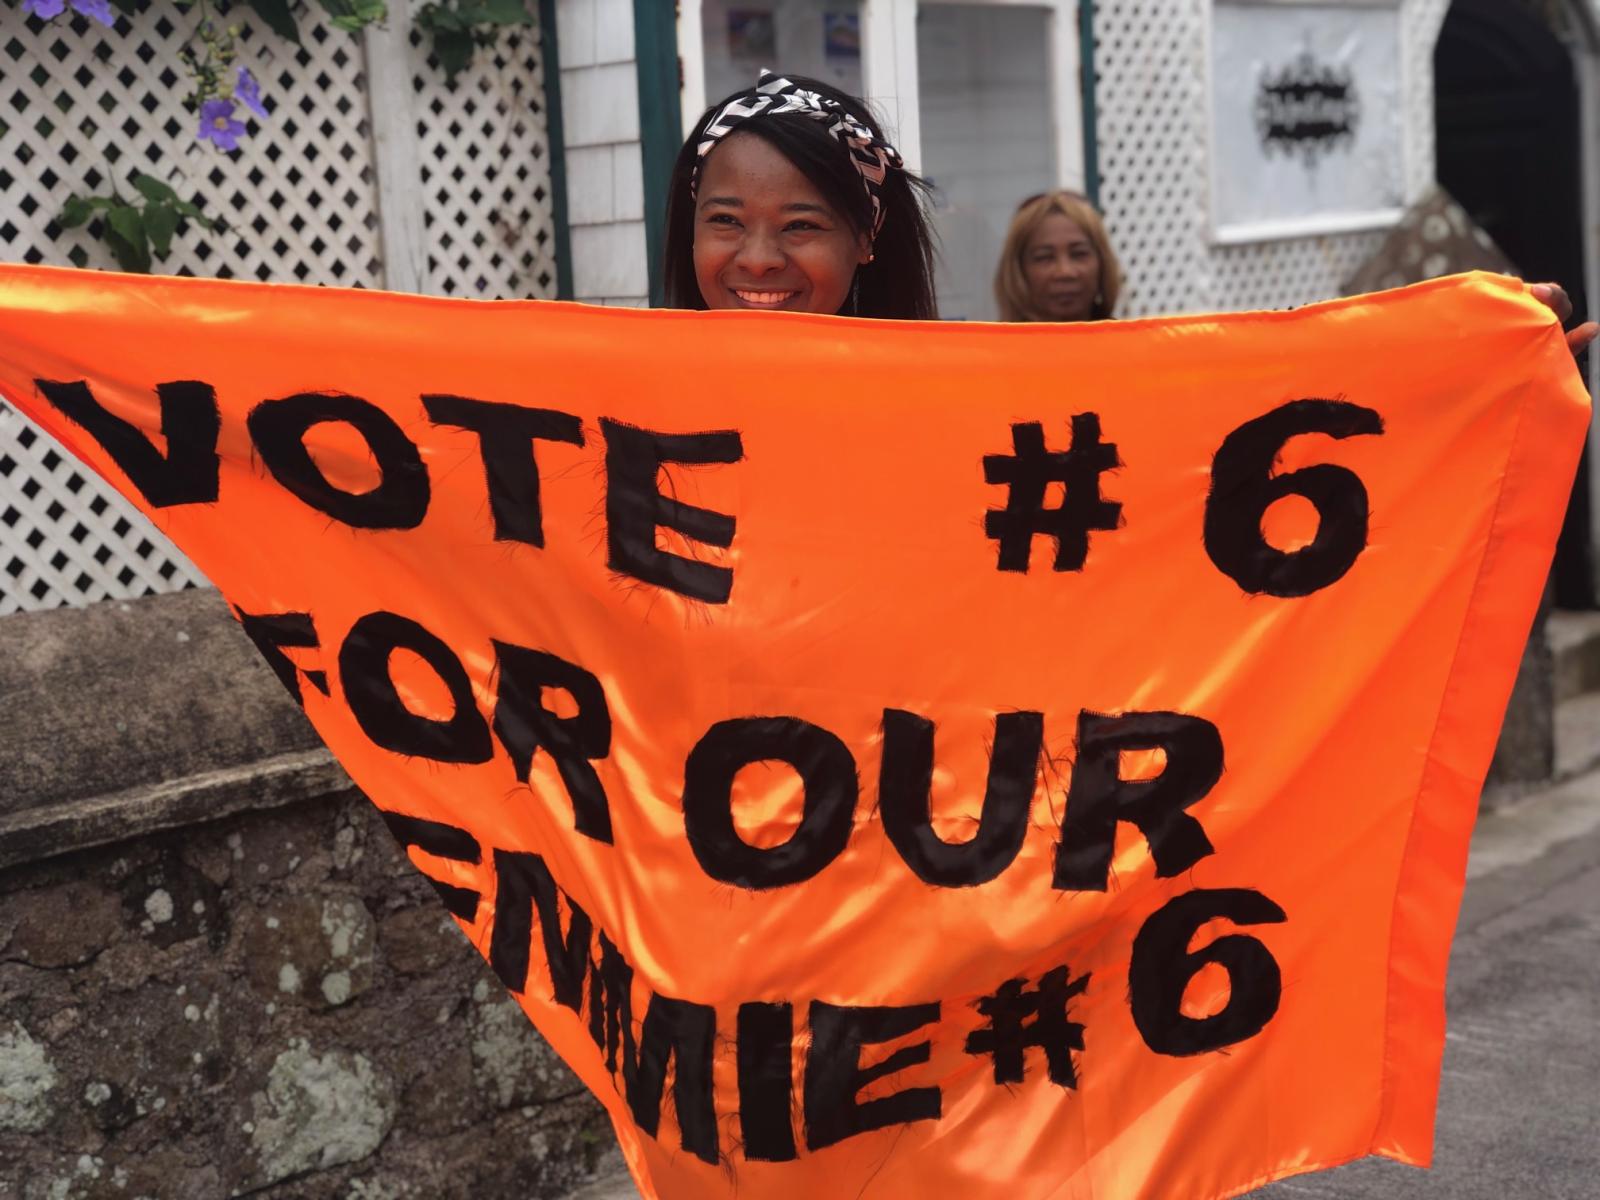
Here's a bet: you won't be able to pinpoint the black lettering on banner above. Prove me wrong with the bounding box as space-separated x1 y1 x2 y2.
879 708 1042 887
491 642 614 843
587 933 718 1164
964 966 1090 1088
1204 398 1384 597
589 932 630 1074
682 717 858 889
421 394 583 546
338 612 493 763
247 392 430 529
378 811 481 920
35 379 219 507
984 415 1121 573
804 1001 942 1151
235 609 330 707
736 1002 798 1162
488 849 593 1012
1053 711 1222 892
1129 888 1287 1056
601 418 743 604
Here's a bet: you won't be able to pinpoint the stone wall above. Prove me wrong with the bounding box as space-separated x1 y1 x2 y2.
0 591 615 1199
0 792 615 1200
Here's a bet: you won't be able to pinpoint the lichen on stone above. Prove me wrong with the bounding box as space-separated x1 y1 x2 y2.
0 1021 59 1133
247 1041 397 1187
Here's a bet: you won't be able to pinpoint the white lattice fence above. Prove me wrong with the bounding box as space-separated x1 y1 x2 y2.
411 22 560 298
1093 0 1449 318
0 0 559 614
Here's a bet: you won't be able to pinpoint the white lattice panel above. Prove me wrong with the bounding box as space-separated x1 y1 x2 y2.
412 22 560 297
0 2 382 613
1093 0 1449 318
0 402 205 614
0 1 559 613
2 5 383 284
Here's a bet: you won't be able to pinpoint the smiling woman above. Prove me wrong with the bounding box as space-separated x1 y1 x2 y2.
662 74 939 320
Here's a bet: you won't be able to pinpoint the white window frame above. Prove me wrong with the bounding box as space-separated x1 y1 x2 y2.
677 0 1087 188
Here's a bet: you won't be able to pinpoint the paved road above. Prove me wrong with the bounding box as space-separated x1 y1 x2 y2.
570 774 1600 1200
1251 772 1600 1199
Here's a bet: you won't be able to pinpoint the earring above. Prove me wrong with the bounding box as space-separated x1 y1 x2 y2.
850 273 861 314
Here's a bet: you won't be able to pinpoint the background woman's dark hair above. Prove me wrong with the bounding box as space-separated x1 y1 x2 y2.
662 76 939 321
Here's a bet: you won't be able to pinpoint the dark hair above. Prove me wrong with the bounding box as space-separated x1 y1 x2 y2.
662 76 939 320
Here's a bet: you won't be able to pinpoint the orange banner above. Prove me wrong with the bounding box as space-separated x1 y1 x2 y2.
0 266 1587 1199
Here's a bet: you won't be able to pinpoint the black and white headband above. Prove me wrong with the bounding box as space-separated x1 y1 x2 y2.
692 71 904 237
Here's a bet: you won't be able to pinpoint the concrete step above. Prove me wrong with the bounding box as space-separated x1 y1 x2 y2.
1549 610 1600 784
1556 687 1600 779
1548 609 1600 702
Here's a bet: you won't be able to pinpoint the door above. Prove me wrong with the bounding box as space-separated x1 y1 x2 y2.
916 4 1058 320
1435 0 1593 606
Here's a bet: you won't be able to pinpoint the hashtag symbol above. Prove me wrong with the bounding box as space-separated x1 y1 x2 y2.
965 966 1090 1088
984 416 1121 572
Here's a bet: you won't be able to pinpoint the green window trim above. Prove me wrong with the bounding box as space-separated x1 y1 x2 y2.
634 1 683 307
539 0 575 300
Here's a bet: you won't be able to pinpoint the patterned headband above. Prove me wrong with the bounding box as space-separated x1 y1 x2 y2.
692 72 905 237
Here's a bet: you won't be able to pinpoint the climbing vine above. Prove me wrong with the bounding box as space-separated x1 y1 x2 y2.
11 0 532 269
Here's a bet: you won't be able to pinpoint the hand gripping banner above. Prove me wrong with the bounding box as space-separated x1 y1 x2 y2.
0 266 1587 1199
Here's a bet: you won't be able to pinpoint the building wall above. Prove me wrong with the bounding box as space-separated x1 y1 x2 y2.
557 0 651 306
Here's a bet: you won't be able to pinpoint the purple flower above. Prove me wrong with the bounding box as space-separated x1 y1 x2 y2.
21 0 67 20
234 67 268 120
197 98 246 152
68 0 115 25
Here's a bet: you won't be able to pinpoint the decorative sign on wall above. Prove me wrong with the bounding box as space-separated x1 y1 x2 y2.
1210 0 1406 243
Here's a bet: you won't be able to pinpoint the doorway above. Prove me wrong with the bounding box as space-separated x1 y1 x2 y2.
1435 0 1594 606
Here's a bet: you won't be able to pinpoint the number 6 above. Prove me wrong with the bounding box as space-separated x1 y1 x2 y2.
1205 399 1384 597
1129 887 1287 1056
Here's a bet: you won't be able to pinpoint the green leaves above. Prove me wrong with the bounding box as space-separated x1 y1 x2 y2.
462 0 529 24
55 173 218 276
315 0 386 32
105 206 151 274
416 0 531 85
56 194 113 229
132 173 178 205
144 204 179 257
245 0 301 43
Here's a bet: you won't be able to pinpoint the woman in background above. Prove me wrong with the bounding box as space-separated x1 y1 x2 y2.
995 190 1120 323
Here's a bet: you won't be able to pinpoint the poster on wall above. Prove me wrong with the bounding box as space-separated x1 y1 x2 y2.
727 8 778 61
702 1 864 103
1210 0 1406 243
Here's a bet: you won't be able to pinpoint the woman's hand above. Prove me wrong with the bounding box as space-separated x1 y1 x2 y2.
1530 283 1598 356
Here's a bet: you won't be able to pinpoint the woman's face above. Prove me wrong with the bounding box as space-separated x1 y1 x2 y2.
1021 213 1102 322
693 132 871 315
